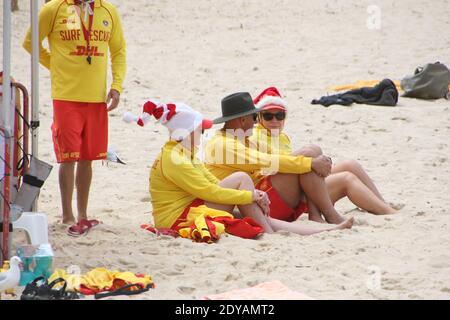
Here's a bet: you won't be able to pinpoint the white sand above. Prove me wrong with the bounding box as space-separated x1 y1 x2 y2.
1 0 450 299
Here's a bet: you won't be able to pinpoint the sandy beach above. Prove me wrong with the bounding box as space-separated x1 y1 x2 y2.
1 0 450 299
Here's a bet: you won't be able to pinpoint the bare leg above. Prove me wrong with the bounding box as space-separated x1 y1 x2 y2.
204 172 274 233
76 160 92 222
298 173 346 223
269 172 345 224
269 216 354 235
326 172 396 215
331 159 386 202
59 162 76 224
292 144 322 158
307 199 326 223
293 145 333 223
205 173 353 236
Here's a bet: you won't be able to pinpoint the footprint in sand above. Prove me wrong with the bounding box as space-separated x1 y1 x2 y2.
353 218 369 226
390 202 406 210
160 269 184 276
117 257 137 268
246 280 260 287
382 278 405 291
177 286 196 294
224 274 240 282
141 248 160 255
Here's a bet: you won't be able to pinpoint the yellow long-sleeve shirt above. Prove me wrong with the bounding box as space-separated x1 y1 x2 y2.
249 123 292 155
204 130 312 184
23 0 126 103
150 141 253 228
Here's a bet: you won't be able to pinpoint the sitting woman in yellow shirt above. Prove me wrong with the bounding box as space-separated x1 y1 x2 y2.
124 100 353 235
251 87 396 223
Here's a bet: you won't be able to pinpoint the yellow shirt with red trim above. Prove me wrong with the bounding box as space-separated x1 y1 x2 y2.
150 141 253 228
249 123 292 155
23 0 126 103
204 130 312 184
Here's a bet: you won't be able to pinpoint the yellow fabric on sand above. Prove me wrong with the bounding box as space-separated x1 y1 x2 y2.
48 267 153 292
329 80 402 92
178 205 232 243
205 130 312 184
150 140 253 229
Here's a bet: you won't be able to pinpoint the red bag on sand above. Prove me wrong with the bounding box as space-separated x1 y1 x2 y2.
213 217 264 239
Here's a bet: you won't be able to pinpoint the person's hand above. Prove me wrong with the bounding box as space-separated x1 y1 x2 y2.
253 189 270 216
107 89 120 112
311 155 332 177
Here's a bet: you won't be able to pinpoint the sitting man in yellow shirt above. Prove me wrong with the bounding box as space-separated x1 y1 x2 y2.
205 92 354 231
125 99 352 236
250 87 397 223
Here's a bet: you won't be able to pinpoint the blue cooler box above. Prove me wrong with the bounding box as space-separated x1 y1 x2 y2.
17 243 54 286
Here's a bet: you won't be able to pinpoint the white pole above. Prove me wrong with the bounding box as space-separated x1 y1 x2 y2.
31 0 40 211
31 0 40 157
2 0 12 130
2 0 13 262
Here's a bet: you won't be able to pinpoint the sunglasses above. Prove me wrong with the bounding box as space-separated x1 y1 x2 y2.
261 111 286 121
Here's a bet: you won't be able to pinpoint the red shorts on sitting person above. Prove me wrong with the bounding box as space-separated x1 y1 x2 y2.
52 100 108 163
256 176 308 222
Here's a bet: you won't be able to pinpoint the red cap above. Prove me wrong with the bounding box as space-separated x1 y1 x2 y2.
253 87 287 111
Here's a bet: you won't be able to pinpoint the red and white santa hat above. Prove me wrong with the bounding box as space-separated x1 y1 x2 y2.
123 100 213 140
253 87 287 111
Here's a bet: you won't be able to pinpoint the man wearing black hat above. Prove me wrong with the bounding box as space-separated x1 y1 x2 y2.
205 92 348 226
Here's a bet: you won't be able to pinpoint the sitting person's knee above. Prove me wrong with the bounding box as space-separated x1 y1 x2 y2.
341 159 362 172
233 171 254 185
309 144 323 157
344 172 358 185
296 144 323 157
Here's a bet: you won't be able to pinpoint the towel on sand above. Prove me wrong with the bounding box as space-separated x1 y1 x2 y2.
203 280 313 300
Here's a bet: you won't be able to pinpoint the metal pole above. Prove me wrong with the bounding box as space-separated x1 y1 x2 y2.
1 0 13 263
2 0 12 129
31 0 40 211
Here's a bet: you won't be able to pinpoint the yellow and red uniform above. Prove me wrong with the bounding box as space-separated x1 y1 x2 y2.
204 130 311 185
150 141 253 229
205 129 311 222
251 123 310 221
23 0 126 162
23 0 126 102
249 123 292 155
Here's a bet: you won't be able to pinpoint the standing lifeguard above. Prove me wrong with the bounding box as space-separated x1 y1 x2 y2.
23 0 126 236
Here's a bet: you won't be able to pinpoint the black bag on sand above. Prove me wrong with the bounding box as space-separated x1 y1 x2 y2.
20 277 79 300
401 62 450 99
311 78 398 107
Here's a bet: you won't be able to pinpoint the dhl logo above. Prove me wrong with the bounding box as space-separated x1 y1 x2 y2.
69 45 104 57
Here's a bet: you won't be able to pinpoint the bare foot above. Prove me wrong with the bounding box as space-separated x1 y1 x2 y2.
334 217 354 230
62 217 76 225
308 212 326 223
389 202 405 210
324 211 346 224
386 208 398 215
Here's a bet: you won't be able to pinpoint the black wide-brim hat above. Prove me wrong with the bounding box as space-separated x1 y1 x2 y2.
213 92 261 124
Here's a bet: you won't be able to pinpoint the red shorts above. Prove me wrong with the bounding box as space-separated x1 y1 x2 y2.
170 198 205 231
52 100 108 163
256 176 308 222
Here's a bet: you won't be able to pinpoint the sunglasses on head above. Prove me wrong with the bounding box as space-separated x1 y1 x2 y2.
261 111 286 121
